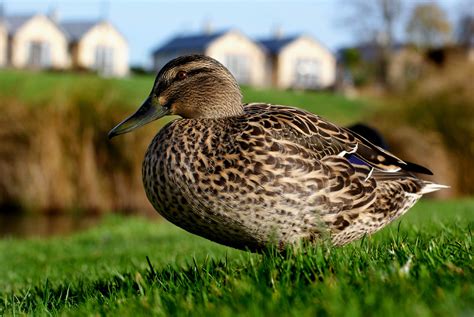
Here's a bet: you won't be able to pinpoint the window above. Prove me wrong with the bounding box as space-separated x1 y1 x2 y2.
224 54 250 84
27 41 51 68
293 58 321 89
94 46 114 76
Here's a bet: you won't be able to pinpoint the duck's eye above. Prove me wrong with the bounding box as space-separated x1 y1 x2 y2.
176 71 188 81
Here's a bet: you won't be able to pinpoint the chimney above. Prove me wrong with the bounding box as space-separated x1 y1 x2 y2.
48 7 59 23
273 25 283 39
203 20 213 35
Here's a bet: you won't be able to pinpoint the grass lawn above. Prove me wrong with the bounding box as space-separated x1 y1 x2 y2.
0 70 368 124
0 199 472 316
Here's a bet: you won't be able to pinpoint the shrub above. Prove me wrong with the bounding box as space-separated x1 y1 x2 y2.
0 76 158 214
372 62 474 195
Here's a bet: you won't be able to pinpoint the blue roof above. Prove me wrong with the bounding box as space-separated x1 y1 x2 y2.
3 14 72 39
258 36 299 54
153 31 227 55
1 15 123 43
338 42 405 62
60 21 98 41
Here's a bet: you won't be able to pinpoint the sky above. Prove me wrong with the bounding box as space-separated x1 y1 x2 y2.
2 0 470 67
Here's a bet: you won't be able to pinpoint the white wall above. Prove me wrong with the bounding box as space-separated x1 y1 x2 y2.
0 24 6 67
277 36 336 89
10 15 69 69
206 31 268 87
76 22 129 77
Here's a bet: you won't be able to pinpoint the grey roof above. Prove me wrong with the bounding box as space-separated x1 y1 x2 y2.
258 35 299 54
3 15 34 35
1 15 122 43
3 14 71 38
153 31 227 55
337 42 405 62
60 21 98 41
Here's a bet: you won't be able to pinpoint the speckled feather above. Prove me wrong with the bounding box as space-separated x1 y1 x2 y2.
142 102 434 251
109 55 445 252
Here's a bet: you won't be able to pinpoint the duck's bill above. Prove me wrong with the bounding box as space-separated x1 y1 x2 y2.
108 96 170 139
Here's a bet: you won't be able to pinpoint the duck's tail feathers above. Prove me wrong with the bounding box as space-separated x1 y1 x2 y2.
420 182 450 195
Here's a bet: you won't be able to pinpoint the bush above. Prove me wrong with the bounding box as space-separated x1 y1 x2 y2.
372 62 474 196
0 76 158 214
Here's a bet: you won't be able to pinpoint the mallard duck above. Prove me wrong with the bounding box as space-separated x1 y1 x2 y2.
109 55 447 251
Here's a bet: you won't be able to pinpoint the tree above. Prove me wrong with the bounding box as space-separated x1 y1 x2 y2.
379 0 403 50
345 0 402 47
406 3 452 48
457 14 474 47
344 0 403 86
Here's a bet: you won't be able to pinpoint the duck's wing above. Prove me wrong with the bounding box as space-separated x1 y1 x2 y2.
243 103 432 175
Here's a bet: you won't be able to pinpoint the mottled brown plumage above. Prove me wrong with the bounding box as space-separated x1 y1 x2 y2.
109 55 447 252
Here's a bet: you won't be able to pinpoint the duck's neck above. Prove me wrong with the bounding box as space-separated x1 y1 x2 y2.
207 77 243 118
211 98 244 118
187 81 244 119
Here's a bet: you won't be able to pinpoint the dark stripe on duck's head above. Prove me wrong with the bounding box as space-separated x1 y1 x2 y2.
156 55 225 78
186 67 214 77
157 55 204 74
150 55 243 119
153 67 214 95
152 55 213 91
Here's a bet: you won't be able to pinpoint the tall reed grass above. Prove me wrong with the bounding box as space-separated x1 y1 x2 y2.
0 70 370 215
1 65 470 215
372 62 474 196
0 73 158 214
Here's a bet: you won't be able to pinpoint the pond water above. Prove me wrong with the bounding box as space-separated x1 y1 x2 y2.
0 213 104 239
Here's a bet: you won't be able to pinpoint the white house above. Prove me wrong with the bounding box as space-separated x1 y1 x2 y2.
61 20 129 77
0 20 6 67
4 14 69 69
152 30 268 87
1 13 128 76
259 35 336 89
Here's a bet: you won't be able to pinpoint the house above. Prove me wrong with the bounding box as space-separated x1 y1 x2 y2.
4 14 69 69
258 35 336 89
0 20 6 67
388 46 424 88
61 20 129 77
1 12 129 76
338 41 474 89
152 30 267 87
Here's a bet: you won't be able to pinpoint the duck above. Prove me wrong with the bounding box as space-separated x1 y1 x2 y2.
108 55 447 252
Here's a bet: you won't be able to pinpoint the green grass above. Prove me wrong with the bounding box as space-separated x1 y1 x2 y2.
0 70 151 109
242 86 368 124
0 70 368 124
0 199 472 316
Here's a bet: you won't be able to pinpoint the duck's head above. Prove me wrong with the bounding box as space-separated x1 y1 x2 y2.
108 55 243 139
